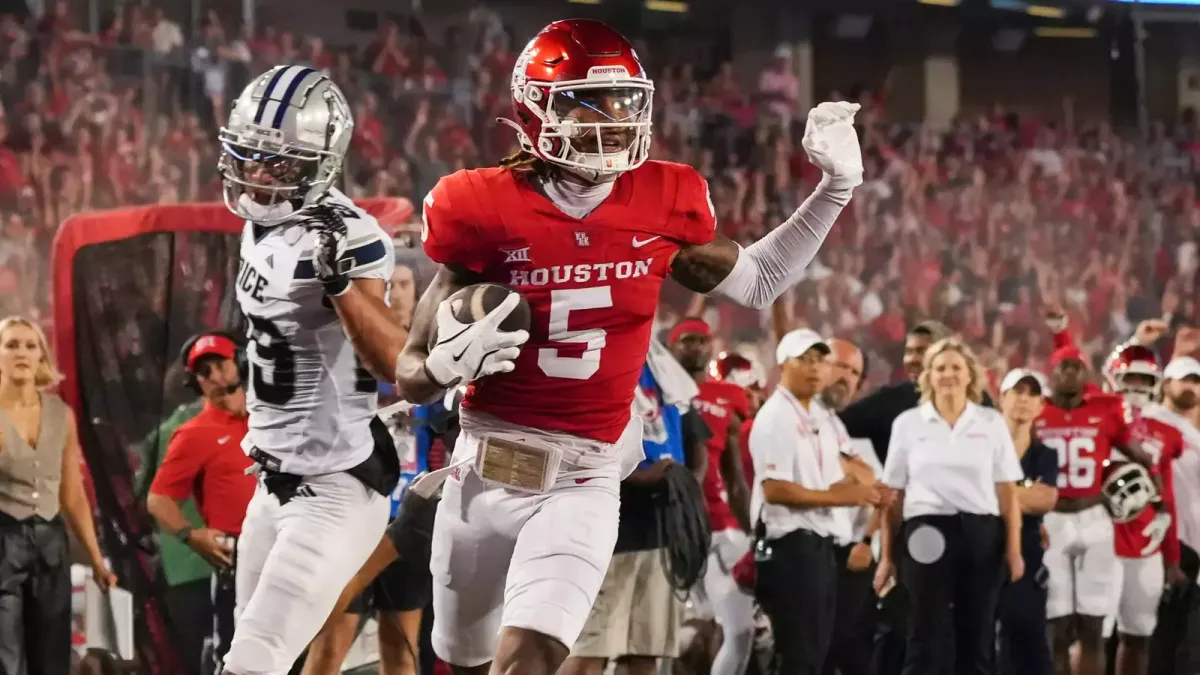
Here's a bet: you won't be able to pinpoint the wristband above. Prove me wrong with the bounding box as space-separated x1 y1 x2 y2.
322 275 351 296
176 527 193 543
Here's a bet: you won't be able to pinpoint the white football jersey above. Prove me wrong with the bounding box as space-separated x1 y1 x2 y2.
235 188 395 475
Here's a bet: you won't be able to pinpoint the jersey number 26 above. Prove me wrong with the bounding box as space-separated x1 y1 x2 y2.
1043 436 1097 490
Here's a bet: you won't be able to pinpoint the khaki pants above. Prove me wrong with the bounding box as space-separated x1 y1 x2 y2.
571 548 683 658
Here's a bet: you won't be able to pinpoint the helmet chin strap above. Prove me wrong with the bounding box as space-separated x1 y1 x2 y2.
561 160 620 185
238 192 298 223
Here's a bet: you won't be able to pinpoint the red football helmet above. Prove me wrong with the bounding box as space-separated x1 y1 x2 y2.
711 352 766 392
504 19 653 179
1104 343 1162 406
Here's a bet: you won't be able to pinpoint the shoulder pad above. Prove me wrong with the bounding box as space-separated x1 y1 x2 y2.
631 161 717 246
421 170 494 272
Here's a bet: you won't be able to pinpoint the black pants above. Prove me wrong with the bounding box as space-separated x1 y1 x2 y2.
1159 544 1200 675
824 543 876 675
755 529 837 675
998 565 1053 675
207 563 237 675
900 514 1006 675
0 515 71 675
165 579 212 675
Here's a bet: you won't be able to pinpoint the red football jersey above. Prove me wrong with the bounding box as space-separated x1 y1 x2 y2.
422 161 717 443
1034 393 1134 499
694 379 751 532
1114 409 1184 561
739 418 755 486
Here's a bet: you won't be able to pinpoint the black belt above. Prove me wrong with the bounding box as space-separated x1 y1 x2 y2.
772 528 836 545
248 417 401 506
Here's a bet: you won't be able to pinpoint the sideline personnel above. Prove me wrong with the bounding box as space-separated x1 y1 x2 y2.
820 338 880 675
995 369 1058 675
837 320 956 675
752 329 881 675
0 315 116 675
875 338 1024 675
147 332 256 675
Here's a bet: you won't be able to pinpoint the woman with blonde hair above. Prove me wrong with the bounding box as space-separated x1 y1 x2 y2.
0 315 116 675
873 337 1025 675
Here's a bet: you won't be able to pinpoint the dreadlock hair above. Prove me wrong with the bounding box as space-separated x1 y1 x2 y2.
499 149 554 180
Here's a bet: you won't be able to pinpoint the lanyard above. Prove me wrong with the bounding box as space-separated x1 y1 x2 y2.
781 391 824 478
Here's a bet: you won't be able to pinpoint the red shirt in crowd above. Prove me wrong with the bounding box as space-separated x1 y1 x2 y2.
694 379 751 532
149 403 255 534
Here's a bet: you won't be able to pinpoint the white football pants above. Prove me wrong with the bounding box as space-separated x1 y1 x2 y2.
224 471 389 675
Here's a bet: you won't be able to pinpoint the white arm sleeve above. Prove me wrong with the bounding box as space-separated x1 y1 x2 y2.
709 175 854 308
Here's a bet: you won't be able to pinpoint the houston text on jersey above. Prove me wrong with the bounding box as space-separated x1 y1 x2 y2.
508 258 653 287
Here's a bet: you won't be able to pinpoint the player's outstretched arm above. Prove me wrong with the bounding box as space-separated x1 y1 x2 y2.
670 101 862 308
326 279 406 381
394 263 482 404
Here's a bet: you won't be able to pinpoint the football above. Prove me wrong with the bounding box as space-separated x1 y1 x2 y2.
445 283 532 335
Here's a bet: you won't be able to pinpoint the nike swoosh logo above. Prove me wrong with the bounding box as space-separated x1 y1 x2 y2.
632 236 660 248
218 435 232 445
453 346 469 362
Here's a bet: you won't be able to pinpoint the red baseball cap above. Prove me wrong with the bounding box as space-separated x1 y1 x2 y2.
668 318 712 347
187 334 237 372
1050 345 1086 368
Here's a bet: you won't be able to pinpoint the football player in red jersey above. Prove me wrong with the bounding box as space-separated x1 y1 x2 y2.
1036 346 1157 675
668 317 756 675
1098 345 1186 675
313 18 862 675
711 352 766 486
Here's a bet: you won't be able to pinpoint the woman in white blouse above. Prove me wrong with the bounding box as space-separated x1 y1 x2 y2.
873 338 1025 675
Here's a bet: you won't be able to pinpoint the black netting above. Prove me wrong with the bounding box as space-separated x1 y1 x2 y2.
71 229 243 675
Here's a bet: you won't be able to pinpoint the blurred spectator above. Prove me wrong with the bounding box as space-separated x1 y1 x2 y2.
1 0 1199 424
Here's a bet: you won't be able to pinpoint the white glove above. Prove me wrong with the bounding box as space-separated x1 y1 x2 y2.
803 101 864 189
1140 510 1172 556
423 293 529 388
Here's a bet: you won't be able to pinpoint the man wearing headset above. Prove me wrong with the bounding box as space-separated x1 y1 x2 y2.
147 332 258 675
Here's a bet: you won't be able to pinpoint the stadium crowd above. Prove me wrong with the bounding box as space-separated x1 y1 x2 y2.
0 1 1196 391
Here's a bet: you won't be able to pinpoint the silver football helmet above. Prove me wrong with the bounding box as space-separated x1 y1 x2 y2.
218 65 353 224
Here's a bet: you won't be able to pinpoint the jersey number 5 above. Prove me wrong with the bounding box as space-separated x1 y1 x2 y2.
1043 437 1097 490
246 314 376 405
537 287 612 380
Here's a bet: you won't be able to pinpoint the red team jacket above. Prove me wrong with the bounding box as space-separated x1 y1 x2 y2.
422 162 716 443
693 379 751 532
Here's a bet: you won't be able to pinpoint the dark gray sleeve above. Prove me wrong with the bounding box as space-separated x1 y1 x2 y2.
682 408 713 449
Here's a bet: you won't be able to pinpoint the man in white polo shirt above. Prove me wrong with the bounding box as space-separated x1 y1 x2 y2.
750 329 881 675
1154 357 1200 674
